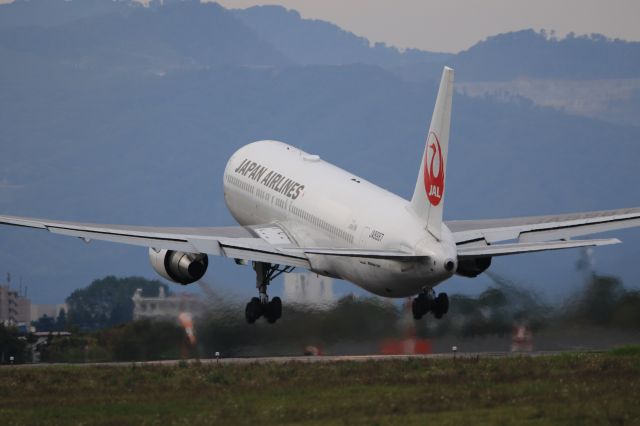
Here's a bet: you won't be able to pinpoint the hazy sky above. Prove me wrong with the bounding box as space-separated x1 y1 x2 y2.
215 0 640 52
1 0 638 52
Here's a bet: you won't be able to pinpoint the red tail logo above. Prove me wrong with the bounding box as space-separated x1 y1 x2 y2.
423 131 444 206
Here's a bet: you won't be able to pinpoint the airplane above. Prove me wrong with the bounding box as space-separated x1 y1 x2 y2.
1 66 639 324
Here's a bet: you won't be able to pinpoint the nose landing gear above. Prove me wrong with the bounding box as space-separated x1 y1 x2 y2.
412 289 449 320
244 262 293 324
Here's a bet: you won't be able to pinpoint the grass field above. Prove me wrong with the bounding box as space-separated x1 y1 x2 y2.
1 350 639 425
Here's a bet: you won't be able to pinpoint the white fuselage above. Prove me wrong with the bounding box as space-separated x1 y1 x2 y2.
223 140 457 298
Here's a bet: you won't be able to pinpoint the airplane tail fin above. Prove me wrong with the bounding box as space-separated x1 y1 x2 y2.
409 66 454 240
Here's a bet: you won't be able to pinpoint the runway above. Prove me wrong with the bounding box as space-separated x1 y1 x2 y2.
2 350 598 368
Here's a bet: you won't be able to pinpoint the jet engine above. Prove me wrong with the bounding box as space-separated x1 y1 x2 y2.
456 256 491 278
149 248 208 285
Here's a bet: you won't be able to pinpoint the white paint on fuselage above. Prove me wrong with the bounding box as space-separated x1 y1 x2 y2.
223 140 457 298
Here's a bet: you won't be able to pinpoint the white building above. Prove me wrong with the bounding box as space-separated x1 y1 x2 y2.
132 287 204 320
283 273 334 308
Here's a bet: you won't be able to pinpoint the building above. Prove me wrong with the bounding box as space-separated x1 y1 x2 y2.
0 283 31 326
30 303 68 322
132 287 204 320
283 273 334 308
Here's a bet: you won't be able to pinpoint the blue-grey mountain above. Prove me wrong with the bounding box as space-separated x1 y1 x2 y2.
0 0 638 303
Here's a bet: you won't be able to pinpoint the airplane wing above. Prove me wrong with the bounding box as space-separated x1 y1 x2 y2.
447 207 640 257
0 216 430 268
3 207 639 268
0 215 312 268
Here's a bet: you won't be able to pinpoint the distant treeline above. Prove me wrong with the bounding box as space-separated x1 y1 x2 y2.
32 276 171 332
2 272 637 363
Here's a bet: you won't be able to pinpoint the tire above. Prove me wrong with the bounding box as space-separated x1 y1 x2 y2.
271 297 282 319
432 293 449 319
265 297 283 324
245 297 262 324
412 297 424 320
439 293 449 314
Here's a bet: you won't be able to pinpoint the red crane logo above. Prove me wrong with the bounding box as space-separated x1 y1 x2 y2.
423 131 444 206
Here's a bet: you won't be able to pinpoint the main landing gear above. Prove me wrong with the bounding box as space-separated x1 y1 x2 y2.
412 289 449 320
245 262 294 324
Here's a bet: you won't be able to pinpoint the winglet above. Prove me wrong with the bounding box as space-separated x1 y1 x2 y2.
409 66 454 240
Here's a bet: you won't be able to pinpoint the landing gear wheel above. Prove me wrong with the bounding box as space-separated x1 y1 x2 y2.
271 297 282 320
412 293 430 320
412 298 424 320
432 293 449 319
439 293 449 314
265 297 282 324
245 262 294 324
245 297 263 324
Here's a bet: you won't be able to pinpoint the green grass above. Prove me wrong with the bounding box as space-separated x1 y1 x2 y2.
609 344 640 357
1 353 639 425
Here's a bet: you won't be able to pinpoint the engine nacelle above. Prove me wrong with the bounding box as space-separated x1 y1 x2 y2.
149 248 208 285
456 256 491 278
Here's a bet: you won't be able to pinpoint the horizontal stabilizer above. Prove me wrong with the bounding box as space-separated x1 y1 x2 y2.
289 248 429 261
448 207 640 245
457 238 621 258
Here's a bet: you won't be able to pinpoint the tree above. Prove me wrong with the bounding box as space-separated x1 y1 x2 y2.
611 291 640 330
91 319 185 361
0 324 28 364
56 309 67 331
32 314 56 332
66 276 170 330
567 274 625 326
